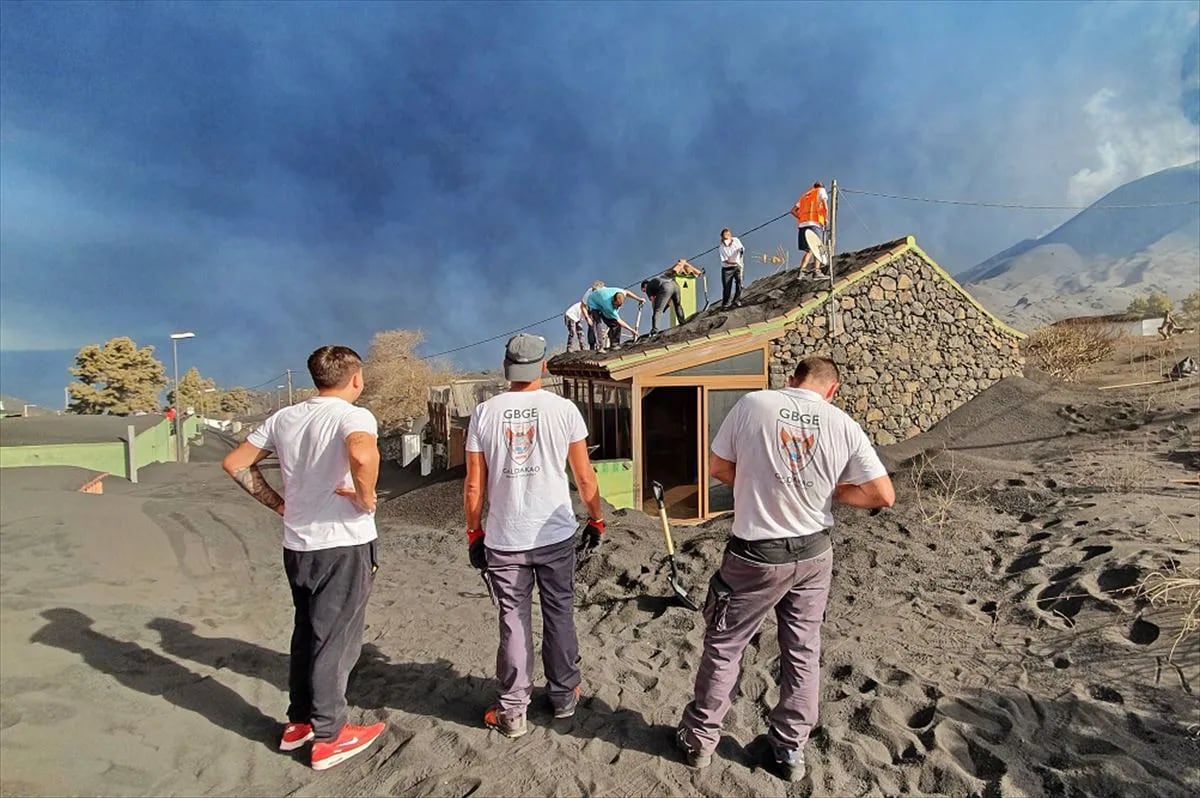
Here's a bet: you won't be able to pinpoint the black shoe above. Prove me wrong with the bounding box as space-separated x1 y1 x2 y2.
755 738 805 782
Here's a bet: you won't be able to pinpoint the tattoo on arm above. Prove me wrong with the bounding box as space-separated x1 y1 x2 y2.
232 465 284 513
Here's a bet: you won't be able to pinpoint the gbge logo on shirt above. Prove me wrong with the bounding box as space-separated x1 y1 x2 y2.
502 407 538 465
776 406 820 477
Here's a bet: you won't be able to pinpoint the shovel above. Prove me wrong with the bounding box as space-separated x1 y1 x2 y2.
651 481 699 611
700 270 711 311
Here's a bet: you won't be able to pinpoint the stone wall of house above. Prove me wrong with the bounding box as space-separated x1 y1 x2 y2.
768 252 1024 445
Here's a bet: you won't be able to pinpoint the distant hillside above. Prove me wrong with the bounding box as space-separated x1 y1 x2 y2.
964 162 1200 329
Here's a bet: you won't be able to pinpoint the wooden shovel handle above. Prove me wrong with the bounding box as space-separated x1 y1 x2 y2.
657 507 676 556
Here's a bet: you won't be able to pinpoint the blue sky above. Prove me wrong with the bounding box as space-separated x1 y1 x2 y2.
2 0 1198 406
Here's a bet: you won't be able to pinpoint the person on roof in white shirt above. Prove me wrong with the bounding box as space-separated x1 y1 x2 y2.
563 299 590 352
718 228 746 309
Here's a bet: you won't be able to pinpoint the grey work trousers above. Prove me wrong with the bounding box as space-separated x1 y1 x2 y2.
564 314 586 352
283 541 376 740
484 536 581 719
679 546 833 756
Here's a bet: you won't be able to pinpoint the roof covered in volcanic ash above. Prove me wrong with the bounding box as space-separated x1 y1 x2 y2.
548 236 1021 379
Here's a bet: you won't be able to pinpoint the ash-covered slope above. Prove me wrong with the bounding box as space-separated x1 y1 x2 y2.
964 162 1200 328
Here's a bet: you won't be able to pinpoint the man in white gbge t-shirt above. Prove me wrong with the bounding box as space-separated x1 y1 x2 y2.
464 334 604 738
222 345 385 771
674 357 895 782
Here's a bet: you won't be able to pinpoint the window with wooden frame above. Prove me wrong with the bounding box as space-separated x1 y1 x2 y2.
580 380 632 461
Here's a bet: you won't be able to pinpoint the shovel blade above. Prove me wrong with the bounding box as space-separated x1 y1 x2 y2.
671 580 700 611
667 556 699 611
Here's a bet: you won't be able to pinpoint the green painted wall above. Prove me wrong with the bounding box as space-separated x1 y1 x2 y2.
138 420 169 468
673 275 698 323
0 417 200 477
593 459 635 510
0 441 127 474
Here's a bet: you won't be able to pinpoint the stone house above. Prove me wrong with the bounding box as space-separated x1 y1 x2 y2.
548 235 1024 521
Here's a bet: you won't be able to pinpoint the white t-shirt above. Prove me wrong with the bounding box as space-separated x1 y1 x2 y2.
719 236 744 269
247 396 379 552
465 389 588 551
711 388 887 541
564 301 586 323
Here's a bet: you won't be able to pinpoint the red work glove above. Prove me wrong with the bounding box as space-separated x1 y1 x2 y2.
576 518 605 558
467 528 487 571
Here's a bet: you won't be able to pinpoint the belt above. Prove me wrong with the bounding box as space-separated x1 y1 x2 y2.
726 531 831 564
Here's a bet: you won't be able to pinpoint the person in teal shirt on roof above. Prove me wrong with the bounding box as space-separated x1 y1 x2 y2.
586 286 645 351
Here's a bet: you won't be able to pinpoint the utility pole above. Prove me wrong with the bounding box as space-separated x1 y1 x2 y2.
169 332 196 462
64 386 70 412
827 178 839 339
286 369 294 406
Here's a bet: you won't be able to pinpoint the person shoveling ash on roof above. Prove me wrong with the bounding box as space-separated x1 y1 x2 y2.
791 181 829 276
221 345 386 771
580 280 604 349
464 334 605 738
641 274 688 335
563 297 590 352
674 356 895 782
586 285 646 350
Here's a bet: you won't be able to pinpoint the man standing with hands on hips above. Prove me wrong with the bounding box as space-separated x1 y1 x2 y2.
222 345 385 771
674 357 895 781
464 334 605 737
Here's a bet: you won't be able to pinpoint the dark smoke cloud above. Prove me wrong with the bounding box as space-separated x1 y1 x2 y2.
1 1 1196 405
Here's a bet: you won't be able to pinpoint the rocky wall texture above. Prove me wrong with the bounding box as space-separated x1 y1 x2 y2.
768 252 1024 445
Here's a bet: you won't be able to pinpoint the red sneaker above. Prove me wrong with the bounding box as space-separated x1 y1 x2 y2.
310 722 385 771
483 705 528 738
279 722 314 751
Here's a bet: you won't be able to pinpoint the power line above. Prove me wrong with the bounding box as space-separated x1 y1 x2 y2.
840 195 878 242
246 371 290 390
840 187 1200 211
419 185 1198 361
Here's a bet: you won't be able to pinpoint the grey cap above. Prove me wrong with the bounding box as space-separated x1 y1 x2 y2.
504 334 546 382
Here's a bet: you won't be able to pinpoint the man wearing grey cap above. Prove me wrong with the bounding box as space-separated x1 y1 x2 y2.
463 334 605 738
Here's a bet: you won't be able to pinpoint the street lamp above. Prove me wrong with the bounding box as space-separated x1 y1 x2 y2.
170 331 195 462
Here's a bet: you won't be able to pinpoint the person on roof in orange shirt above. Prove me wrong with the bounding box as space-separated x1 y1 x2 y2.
791 182 829 276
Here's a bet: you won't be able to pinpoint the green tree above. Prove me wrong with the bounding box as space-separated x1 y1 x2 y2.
67 337 167 415
1126 290 1173 317
1180 290 1200 323
219 387 252 415
167 367 219 414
